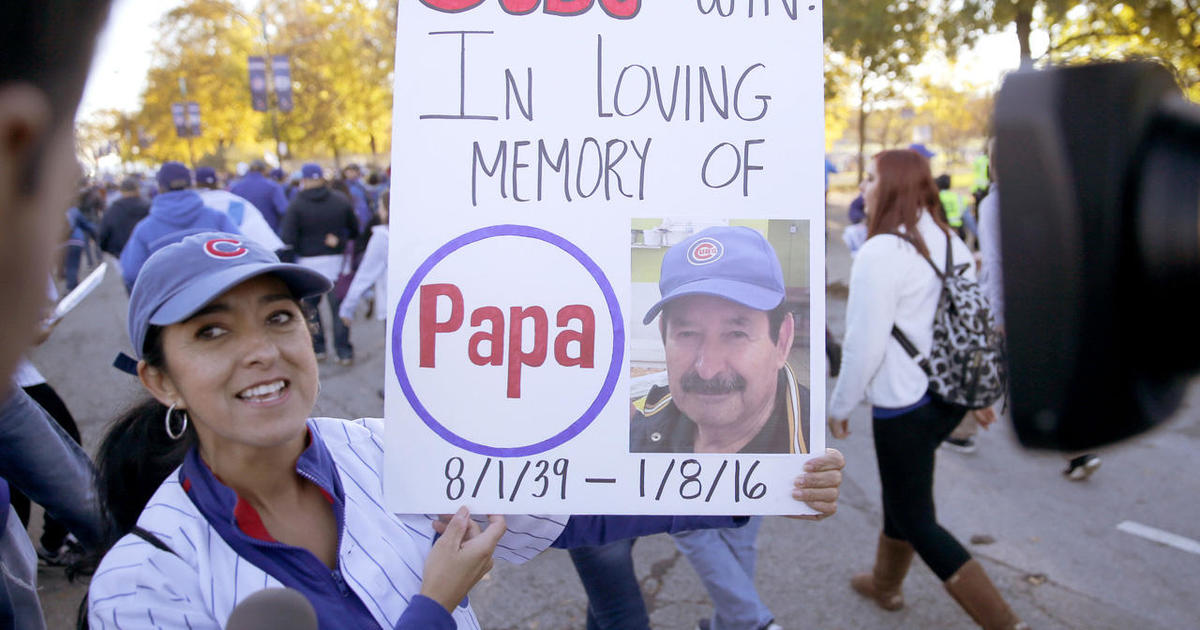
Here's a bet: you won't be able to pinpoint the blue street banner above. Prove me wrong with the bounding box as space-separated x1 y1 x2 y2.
272 55 294 113
249 55 268 112
187 102 202 137
170 103 187 138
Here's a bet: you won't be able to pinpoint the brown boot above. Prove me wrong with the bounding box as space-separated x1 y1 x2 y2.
850 533 914 611
943 559 1029 629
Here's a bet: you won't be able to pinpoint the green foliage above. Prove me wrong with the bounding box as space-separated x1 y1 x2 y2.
1044 1 1200 101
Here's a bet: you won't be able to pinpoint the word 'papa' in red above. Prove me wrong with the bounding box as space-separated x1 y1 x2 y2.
419 283 596 399
420 0 640 19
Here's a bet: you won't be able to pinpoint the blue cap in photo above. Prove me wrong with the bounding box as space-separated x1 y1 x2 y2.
908 143 936 159
127 232 332 359
194 166 218 186
156 161 192 191
643 225 786 325
301 163 324 180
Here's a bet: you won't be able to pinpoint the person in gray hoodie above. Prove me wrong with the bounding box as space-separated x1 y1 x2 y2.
119 161 240 290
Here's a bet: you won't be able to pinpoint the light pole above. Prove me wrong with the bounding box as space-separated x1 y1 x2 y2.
238 9 288 166
179 76 197 168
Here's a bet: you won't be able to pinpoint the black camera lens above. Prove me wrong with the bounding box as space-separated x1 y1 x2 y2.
995 62 1200 450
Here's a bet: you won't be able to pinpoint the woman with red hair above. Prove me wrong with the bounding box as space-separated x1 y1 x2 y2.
827 149 1026 629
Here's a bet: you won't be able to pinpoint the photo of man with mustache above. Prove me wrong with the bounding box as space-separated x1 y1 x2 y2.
631 225 810 455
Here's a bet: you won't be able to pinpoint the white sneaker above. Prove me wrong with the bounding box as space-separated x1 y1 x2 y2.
943 436 977 454
1064 454 1102 481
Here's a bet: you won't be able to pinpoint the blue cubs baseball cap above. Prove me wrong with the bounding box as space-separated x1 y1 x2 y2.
301 163 324 180
195 166 218 186
908 143 936 159
127 231 332 359
642 226 786 325
156 161 192 191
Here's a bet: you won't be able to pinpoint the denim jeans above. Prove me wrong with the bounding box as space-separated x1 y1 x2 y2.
1 508 43 630
672 516 773 630
304 292 353 360
568 538 650 630
63 244 83 291
0 386 105 630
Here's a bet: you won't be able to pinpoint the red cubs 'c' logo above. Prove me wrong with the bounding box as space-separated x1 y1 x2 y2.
687 238 724 266
204 238 249 259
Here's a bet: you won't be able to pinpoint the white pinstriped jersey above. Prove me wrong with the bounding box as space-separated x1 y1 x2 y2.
87 417 567 629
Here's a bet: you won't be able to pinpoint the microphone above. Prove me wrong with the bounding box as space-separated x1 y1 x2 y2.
225 588 318 630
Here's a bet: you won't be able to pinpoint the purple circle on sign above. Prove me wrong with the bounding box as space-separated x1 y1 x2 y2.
391 224 625 457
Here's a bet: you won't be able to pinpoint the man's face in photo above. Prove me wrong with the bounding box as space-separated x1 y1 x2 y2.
662 294 793 446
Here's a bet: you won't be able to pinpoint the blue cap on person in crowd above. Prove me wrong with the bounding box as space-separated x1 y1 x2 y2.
127 232 332 359
194 166 218 186
269 168 285 180
301 163 323 180
908 143 936 159
642 226 786 325
156 161 192 191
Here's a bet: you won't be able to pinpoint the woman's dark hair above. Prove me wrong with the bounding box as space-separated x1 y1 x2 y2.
866 149 950 258
94 324 196 546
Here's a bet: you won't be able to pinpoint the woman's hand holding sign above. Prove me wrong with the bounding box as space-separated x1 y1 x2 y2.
788 448 845 521
424 507 507 613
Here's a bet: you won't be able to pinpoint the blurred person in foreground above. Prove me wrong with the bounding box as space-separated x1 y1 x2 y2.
0 2 116 628
828 149 1027 629
85 231 845 628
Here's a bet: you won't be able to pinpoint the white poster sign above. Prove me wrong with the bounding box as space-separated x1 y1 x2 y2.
387 0 826 515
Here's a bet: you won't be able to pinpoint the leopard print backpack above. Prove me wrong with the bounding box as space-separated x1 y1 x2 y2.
891 230 1007 410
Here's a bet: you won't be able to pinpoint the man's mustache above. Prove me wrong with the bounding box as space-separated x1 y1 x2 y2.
681 371 746 395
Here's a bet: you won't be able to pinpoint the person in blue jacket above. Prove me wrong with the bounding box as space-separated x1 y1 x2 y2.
87 232 845 629
231 159 290 233
119 161 240 290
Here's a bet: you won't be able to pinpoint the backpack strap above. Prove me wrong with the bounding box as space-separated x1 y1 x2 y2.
892 230 947 280
891 325 933 376
131 525 179 557
942 227 953 276
889 227 956 377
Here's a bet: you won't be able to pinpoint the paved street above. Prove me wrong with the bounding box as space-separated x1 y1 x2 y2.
26 205 1200 628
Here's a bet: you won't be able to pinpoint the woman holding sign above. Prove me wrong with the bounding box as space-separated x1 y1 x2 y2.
85 232 844 629
828 150 1025 629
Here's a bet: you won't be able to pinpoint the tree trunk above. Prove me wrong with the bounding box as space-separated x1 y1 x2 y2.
856 70 868 184
1016 3 1034 69
332 137 342 171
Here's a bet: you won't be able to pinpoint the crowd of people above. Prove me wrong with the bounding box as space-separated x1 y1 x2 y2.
0 3 1117 630
0 6 841 630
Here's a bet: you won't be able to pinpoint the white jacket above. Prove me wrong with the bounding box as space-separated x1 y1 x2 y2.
339 225 388 322
829 211 974 419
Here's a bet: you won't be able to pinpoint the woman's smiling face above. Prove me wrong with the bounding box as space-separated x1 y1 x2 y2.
142 274 319 455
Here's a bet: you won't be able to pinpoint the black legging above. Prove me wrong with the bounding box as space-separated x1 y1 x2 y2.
9 382 82 550
872 397 972 581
